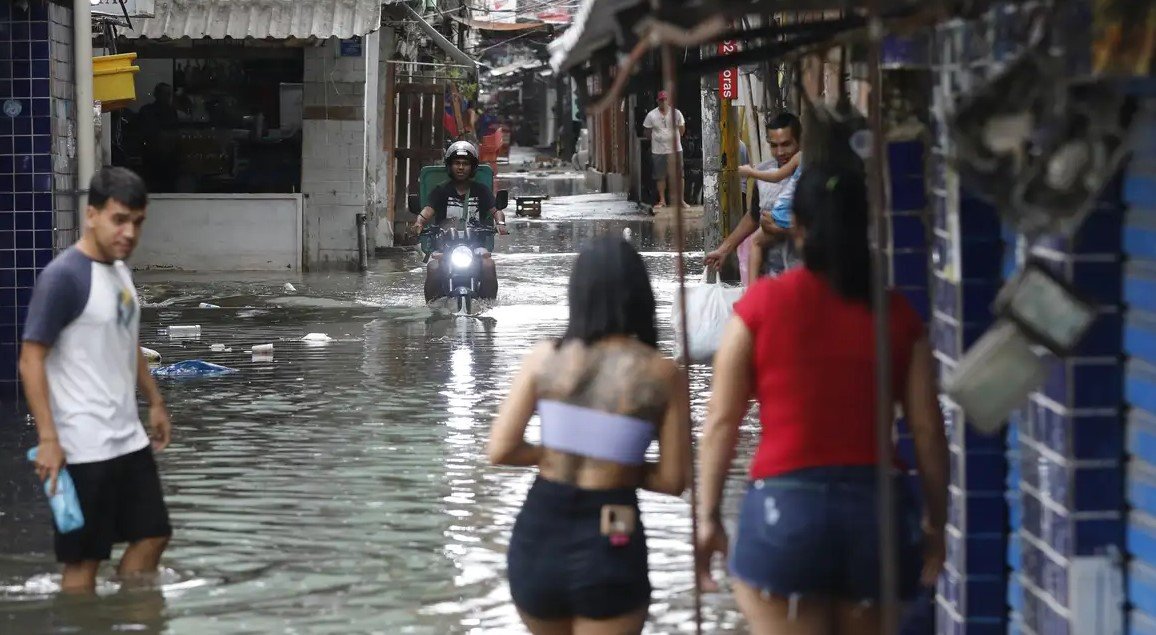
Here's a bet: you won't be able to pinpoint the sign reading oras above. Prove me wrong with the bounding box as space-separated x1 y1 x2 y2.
718 40 738 100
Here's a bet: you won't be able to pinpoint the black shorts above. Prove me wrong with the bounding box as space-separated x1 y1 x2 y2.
507 477 650 620
55 446 172 564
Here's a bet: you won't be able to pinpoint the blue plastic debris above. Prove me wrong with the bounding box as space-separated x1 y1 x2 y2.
151 359 238 379
26 447 85 533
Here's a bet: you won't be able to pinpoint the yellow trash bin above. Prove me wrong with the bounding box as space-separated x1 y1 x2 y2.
92 53 140 112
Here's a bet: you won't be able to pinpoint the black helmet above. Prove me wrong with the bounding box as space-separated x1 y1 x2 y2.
444 141 480 176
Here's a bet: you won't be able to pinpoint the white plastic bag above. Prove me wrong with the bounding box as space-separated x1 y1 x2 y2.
671 271 745 363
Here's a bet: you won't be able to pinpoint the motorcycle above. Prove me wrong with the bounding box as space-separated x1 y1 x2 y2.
417 223 498 315
407 163 509 315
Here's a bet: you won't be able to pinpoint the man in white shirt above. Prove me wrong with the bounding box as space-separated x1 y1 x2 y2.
20 167 173 593
642 90 687 209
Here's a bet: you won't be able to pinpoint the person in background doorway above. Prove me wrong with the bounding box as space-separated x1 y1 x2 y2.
704 113 802 281
489 236 690 634
696 165 947 635
135 83 180 192
643 91 687 209
20 167 174 594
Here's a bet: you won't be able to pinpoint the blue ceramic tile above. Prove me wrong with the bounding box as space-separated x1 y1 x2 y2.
10 22 29 41
892 250 928 286
29 21 47 42
890 212 927 250
29 60 48 79
11 61 30 79
13 194 30 213
28 39 47 60
32 117 49 135
13 137 31 154
0 269 13 288
14 250 32 269
14 268 32 288
33 249 49 268
32 135 48 153
12 116 30 135
0 175 11 193
12 174 30 192
32 193 49 212
31 79 48 98
32 174 49 192
29 98 47 118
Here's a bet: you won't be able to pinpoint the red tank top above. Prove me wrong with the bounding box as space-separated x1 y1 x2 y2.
732 268 926 481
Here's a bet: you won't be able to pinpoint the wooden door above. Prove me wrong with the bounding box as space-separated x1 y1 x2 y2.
392 82 447 215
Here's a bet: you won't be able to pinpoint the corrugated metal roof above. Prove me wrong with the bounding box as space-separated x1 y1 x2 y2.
125 0 388 40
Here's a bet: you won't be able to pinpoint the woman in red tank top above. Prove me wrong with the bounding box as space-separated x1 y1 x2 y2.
694 165 949 634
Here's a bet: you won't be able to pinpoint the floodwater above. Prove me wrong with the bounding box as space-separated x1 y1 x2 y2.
0 179 761 634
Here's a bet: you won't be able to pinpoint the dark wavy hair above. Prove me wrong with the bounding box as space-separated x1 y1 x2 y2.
561 235 658 348
792 165 873 303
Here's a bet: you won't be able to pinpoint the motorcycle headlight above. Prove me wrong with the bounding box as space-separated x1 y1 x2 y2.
450 246 474 270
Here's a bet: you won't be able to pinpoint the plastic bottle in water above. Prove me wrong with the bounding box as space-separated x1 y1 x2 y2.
26 447 85 533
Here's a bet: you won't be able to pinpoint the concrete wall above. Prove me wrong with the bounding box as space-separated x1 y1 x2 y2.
301 37 372 270
373 28 396 248
132 194 303 272
49 3 77 252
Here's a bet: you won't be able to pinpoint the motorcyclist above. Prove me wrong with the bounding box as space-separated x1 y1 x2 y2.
411 141 508 303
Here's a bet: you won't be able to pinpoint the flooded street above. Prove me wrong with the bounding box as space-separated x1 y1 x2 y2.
0 181 758 634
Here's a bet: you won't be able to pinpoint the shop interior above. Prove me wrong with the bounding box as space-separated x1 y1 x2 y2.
110 41 304 195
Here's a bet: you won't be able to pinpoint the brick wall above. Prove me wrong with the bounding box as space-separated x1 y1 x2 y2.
300 37 370 270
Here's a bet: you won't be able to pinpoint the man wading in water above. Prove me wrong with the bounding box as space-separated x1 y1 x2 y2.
21 167 174 593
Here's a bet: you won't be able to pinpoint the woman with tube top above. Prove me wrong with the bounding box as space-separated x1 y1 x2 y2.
489 236 690 635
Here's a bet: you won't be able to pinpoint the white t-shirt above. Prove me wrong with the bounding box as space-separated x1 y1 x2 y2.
23 247 150 464
643 107 685 155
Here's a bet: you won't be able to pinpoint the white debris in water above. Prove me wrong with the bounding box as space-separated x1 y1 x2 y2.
209 344 232 352
141 347 161 363
252 343 274 354
283 283 297 293
198 302 220 309
301 333 332 343
623 227 633 241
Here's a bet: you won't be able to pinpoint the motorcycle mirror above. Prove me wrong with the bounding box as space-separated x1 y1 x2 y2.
495 190 510 211
407 194 421 216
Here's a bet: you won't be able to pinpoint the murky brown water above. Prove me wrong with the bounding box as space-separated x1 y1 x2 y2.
0 191 760 634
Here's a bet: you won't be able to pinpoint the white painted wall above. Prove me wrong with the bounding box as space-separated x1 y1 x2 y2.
132 194 303 271
301 38 368 270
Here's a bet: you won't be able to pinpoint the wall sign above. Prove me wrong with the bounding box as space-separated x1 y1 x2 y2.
717 40 738 100
340 37 363 57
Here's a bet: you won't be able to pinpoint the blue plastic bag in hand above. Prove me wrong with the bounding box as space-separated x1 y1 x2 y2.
27 447 85 533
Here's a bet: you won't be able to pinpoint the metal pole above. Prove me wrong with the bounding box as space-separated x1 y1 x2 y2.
661 43 704 635
74 0 95 212
865 11 899 635
356 213 369 272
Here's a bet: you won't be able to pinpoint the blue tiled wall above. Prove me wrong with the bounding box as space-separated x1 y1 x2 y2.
1126 99 1156 635
0 1 62 402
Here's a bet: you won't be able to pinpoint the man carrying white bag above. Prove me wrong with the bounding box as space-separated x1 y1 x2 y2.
672 269 746 363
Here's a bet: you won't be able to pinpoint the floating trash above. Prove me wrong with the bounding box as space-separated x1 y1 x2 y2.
283 283 297 293
209 344 232 353
151 359 238 379
168 325 201 339
301 333 332 343
252 343 274 354
198 303 221 309
141 347 161 363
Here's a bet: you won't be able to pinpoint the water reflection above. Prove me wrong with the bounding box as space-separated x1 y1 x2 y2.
0 203 754 634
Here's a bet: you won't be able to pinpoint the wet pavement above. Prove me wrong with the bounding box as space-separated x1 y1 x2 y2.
0 175 761 634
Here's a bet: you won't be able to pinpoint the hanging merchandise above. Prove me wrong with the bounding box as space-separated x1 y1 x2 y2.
947 44 1060 211
1010 80 1132 237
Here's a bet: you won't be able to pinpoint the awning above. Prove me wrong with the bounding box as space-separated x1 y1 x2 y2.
449 14 548 32
125 0 387 40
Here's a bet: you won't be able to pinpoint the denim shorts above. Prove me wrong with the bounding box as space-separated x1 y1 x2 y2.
507 477 650 620
729 465 922 603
